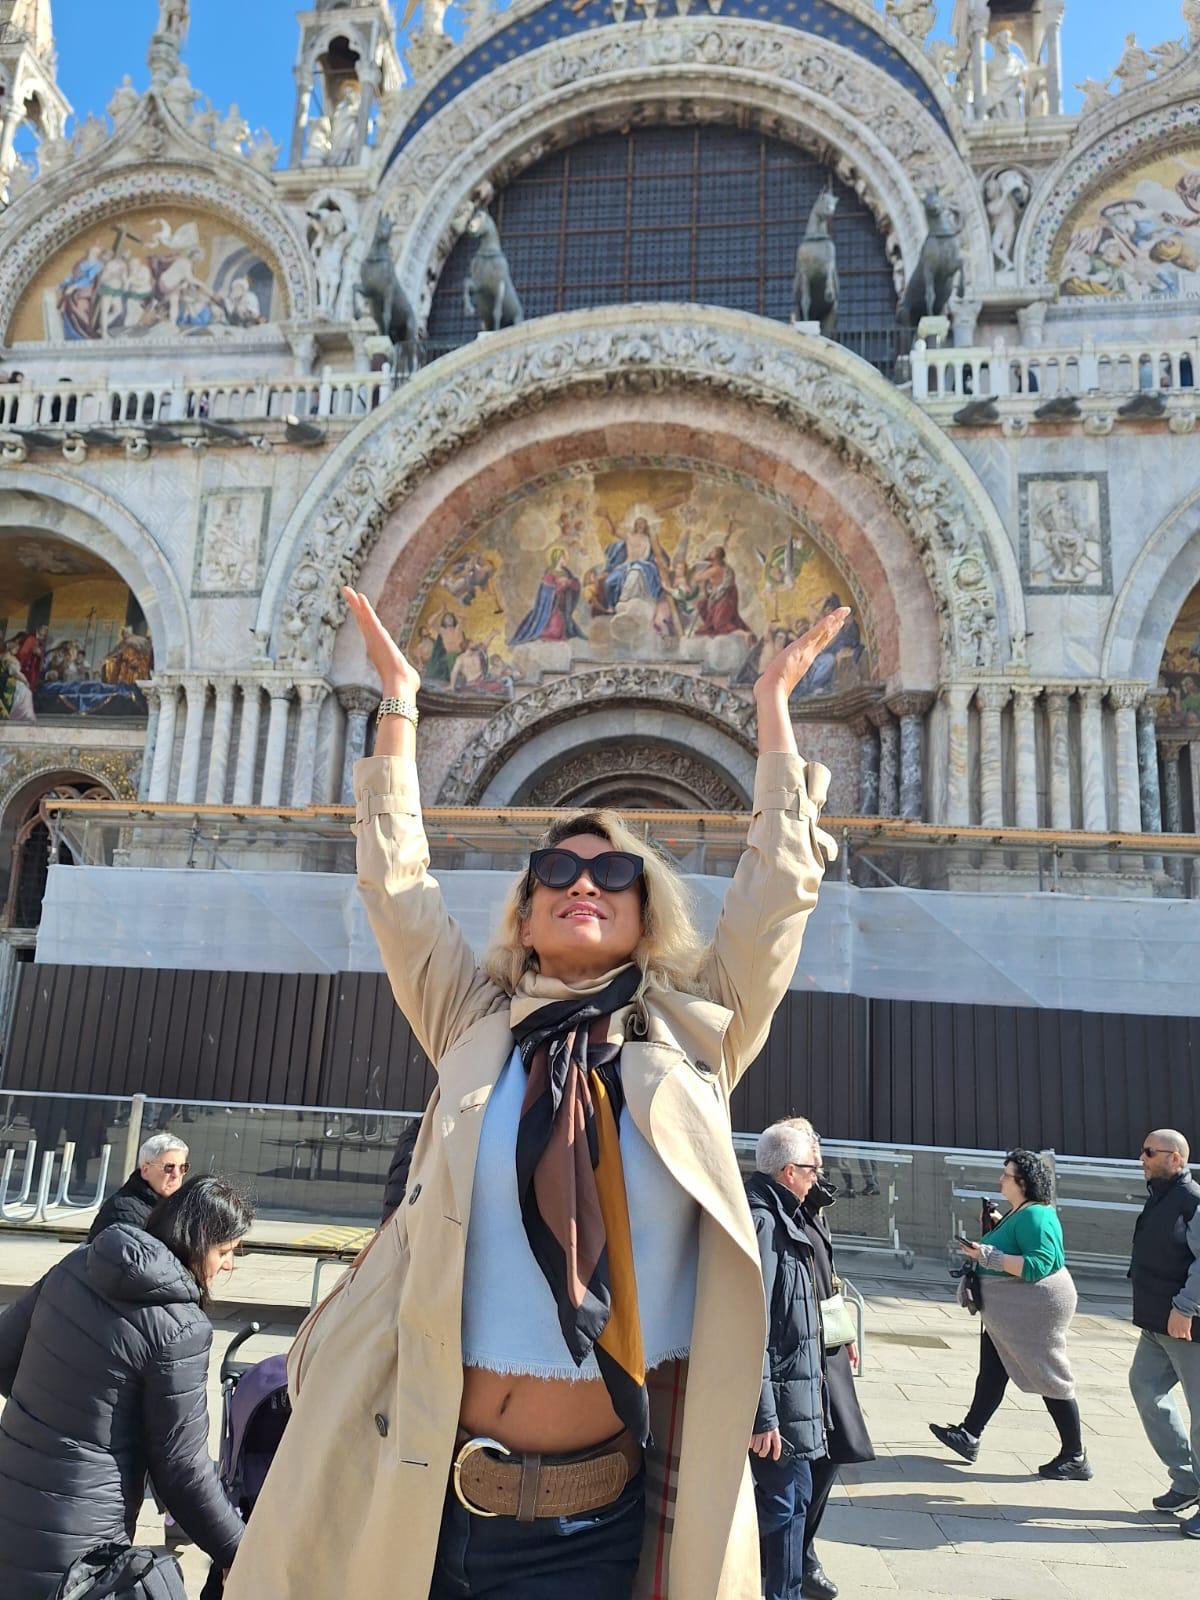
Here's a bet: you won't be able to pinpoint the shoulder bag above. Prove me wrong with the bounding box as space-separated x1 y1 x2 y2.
819 1274 858 1350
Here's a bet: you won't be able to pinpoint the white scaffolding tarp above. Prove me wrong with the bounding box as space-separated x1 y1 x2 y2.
38 863 1200 1018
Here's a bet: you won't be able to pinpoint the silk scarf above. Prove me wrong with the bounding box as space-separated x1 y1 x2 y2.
510 962 650 1446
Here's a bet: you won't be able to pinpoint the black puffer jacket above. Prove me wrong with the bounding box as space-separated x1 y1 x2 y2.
0 1225 244 1600
86 1169 159 1242
746 1171 828 1462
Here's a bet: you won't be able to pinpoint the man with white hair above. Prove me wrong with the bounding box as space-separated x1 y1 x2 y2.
745 1117 829 1600
1128 1128 1200 1537
86 1132 190 1241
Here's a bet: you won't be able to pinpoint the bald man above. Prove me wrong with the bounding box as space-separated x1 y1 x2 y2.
1129 1129 1200 1535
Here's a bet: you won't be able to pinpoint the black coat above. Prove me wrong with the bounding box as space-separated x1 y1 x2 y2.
745 1171 827 1462
1129 1170 1200 1338
0 1225 244 1600
803 1190 876 1464
86 1170 159 1242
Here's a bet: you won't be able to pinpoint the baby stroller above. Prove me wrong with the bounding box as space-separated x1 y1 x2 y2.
198 1323 291 1599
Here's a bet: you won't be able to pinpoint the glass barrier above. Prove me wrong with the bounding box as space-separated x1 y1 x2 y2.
0 1089 1148 1272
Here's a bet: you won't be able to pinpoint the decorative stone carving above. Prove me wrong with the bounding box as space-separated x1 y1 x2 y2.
1110 34 1158 93
435 666 756 805
983 167 1031 274
1186 0 1200 47
193 488 271 597
379 19 986 310
267 309 1013 676
523 744 746 811
107 75 141 127
307 196 355 317
884 0 935 46
1075 77 1113 118
1016 299 1048 348
983 29 1029 121
1019 474 1111 595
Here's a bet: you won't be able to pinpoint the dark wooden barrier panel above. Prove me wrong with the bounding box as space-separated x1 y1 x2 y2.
6 966 1199 1158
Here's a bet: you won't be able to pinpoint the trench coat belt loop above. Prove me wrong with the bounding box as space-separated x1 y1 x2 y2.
451 1428 642 1521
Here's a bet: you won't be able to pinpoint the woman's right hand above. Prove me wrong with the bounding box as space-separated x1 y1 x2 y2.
341 587 420 699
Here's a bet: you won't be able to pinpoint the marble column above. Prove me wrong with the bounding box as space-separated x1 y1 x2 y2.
1011 686 1041 829
886 692 934 821
944 685 974 826
259 683 295 807
205 681 237 805
1042 0 1066 114
869 706 899 817
291 680 332 807
138 683 161 803
174 677 209 807
337 685 381 805
1137 697 1165 835
1044 688 1074 830
1110 686 1144 835
1160 740 1185 883
147 678 180 803
974 685 1009 828
1077 685 1108 832
232 680 265 807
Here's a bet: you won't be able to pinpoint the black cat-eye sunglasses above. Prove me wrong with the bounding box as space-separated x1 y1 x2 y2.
527 847 646 895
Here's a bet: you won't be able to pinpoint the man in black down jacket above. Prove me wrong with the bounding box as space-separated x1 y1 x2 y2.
746 1117 829 1600
0 1223 244 1598
87 1132 190 1242
1128 1127 1200 1535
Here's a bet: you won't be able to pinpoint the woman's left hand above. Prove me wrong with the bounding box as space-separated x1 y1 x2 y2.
755 607 850 702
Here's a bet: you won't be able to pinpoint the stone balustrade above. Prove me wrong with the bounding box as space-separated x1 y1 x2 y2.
0 371 394 435
911 335 1200 406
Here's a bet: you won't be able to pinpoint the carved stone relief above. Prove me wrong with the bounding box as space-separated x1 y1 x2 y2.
522 743 747 811
1020 473 1112 595
192 488 271 598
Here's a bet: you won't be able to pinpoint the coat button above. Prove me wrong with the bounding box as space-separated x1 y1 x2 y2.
408 1183 422 1204
694 1060 714 1075
374 1412 389 1437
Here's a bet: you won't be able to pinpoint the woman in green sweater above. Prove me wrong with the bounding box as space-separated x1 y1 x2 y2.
929 1148 1091 1480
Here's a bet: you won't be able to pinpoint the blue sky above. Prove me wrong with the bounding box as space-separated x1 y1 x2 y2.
47 0 1189 146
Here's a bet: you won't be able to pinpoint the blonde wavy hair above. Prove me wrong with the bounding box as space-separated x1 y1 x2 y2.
482 809 709 996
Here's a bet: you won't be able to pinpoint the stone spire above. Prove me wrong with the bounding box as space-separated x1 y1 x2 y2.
148 0 189 87
0 0 69 190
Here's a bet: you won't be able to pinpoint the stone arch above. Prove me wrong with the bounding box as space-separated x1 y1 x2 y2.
264 306 1022 680
0 770 120 930
372 18 988 315
0 470 193 670
434 672 757 807
1102 482 1200 683
1018 98 1200 289
0 163 315 339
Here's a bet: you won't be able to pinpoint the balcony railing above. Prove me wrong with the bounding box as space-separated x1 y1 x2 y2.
911 335 1200 405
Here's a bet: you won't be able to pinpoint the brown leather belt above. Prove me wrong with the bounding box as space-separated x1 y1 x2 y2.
452 1427 642 1521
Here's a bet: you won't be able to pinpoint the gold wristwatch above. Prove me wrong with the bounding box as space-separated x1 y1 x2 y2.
376 695 419 727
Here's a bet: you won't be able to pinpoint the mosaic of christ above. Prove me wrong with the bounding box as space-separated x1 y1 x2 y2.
404 464 872 702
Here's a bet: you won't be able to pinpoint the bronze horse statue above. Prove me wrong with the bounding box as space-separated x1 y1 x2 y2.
898 189 964 330
793 189 840 335
353 215 420 377
464 211 524 332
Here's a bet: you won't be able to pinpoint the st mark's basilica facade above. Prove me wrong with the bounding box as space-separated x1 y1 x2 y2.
0 0 1197 1004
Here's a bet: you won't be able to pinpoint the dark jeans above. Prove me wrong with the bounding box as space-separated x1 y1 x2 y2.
804 1454 838 1566
428 1470 645 1599
963 1330 1083 1454
751 1449 815 1600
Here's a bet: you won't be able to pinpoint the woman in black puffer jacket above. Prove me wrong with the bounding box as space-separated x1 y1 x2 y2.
0 1175 252 1600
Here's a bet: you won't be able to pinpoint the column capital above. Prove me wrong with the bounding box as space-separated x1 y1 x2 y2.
867 703 896 731
1078 683 1106 710
1140 688 1171 722
266 679 296 703
1012 683 1044 708
1108 683 1148 712
1159 737 1188 759
974 684 1011 713
137 679 161 712
940 683 976 711
885 690 935 720
211 679 237 705
336 683 382 718
1044 685 1076 710
296 679 332 709
849 713 876 739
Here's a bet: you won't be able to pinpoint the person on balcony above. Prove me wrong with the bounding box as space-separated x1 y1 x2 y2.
222 588 848 1600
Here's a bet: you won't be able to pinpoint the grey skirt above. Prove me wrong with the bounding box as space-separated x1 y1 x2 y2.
980 1266 1077 1399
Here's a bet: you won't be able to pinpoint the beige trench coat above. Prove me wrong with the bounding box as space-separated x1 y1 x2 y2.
224 749 833 1600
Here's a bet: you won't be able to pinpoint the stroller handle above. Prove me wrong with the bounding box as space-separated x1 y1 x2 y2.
220 1321 262 1382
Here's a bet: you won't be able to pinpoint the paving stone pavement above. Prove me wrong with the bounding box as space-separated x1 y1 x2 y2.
3 1238 1197 1597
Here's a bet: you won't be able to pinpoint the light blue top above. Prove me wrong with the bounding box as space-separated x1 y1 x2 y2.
461 1047 700 1379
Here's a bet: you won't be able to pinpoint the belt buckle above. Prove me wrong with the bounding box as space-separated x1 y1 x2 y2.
452 1435 512 1517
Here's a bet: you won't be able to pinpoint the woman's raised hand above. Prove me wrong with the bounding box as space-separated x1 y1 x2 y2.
755 607 851 703
342 587 420 699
